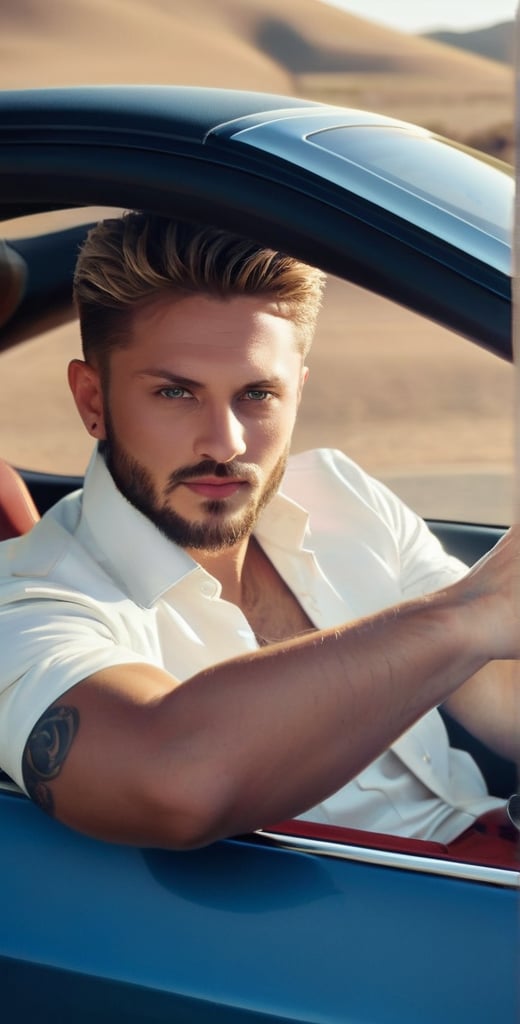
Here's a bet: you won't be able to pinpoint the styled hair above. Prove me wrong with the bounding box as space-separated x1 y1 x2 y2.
73 212 326 368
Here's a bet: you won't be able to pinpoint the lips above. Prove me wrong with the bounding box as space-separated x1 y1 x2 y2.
182 479 246 499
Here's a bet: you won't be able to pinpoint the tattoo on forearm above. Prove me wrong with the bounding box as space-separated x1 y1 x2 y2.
22 705 79 817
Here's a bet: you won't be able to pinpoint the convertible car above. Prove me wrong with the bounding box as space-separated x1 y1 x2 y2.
0 86 517 1022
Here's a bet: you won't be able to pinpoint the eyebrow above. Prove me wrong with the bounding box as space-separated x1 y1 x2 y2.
135 369 287 389
135 370 203 388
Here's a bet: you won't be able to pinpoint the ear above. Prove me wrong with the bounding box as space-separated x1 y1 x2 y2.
68 359 106 440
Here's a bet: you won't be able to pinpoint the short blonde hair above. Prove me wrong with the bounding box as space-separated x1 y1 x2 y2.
73 213 326 367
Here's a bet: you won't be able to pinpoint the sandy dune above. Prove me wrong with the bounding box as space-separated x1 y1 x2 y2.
1 0 512 140
0 1 515 522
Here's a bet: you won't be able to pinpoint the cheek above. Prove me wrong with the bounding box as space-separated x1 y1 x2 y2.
109 390 161 442
253 406 297 459
276 393 301 435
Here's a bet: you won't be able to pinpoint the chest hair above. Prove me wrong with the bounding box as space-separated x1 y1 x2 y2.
241 538 315 646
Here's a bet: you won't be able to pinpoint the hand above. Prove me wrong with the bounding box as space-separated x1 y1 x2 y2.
453 524 520 661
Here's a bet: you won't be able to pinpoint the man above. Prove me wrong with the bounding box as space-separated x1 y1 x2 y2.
0 213 518 852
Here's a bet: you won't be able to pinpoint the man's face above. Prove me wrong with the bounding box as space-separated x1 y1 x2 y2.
87 295 307 552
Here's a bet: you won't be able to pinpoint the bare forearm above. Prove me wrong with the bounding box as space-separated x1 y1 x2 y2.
148 586 487 843
444 660 520 764
37 527 520 849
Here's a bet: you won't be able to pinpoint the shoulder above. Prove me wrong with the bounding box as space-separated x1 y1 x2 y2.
0 488 82 581
0 486 124 612
284 447 372 490
282 448 406 522
281 449 467 593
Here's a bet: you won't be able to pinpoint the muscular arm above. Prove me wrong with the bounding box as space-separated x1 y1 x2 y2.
23 547 511 849
440 527 520 765
443 660 520 764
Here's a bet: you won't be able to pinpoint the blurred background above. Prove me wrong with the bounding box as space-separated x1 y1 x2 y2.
0 0 516 523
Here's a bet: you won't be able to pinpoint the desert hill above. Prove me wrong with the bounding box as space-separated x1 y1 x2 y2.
425 21 514 66
1 0 513 145
1 0 291 93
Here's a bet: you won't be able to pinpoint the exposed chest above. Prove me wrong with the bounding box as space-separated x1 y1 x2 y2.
241 542 315 645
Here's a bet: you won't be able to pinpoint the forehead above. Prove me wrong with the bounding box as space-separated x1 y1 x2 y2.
128 294 300 358
113 296 302 385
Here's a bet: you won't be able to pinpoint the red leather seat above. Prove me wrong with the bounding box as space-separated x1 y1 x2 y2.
0 459 40 541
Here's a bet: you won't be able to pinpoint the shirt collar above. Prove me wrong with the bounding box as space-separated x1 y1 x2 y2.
79 448 311 608
254 483 310 552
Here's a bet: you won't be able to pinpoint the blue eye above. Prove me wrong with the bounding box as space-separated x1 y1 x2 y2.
159 386 191 399
244 389 270 401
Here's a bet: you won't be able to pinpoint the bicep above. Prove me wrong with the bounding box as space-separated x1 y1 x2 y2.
0 595 163 790
22 661 183 844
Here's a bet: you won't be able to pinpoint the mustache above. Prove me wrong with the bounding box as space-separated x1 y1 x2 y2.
164 459 259 493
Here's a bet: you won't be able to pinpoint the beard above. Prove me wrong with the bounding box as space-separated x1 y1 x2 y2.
100 418 288 552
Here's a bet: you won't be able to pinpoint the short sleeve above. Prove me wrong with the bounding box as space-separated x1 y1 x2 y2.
283 448 469 603
0 594 150 792
358 472 469 597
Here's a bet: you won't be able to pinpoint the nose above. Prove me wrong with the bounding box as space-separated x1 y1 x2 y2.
195 403 247 463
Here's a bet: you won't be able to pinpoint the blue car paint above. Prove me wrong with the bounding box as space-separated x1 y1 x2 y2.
1 792 517 1022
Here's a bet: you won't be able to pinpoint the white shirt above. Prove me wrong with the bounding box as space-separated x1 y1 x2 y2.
0 447 503 842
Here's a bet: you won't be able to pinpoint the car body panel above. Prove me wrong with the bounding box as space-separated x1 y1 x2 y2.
1 791 518 1023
